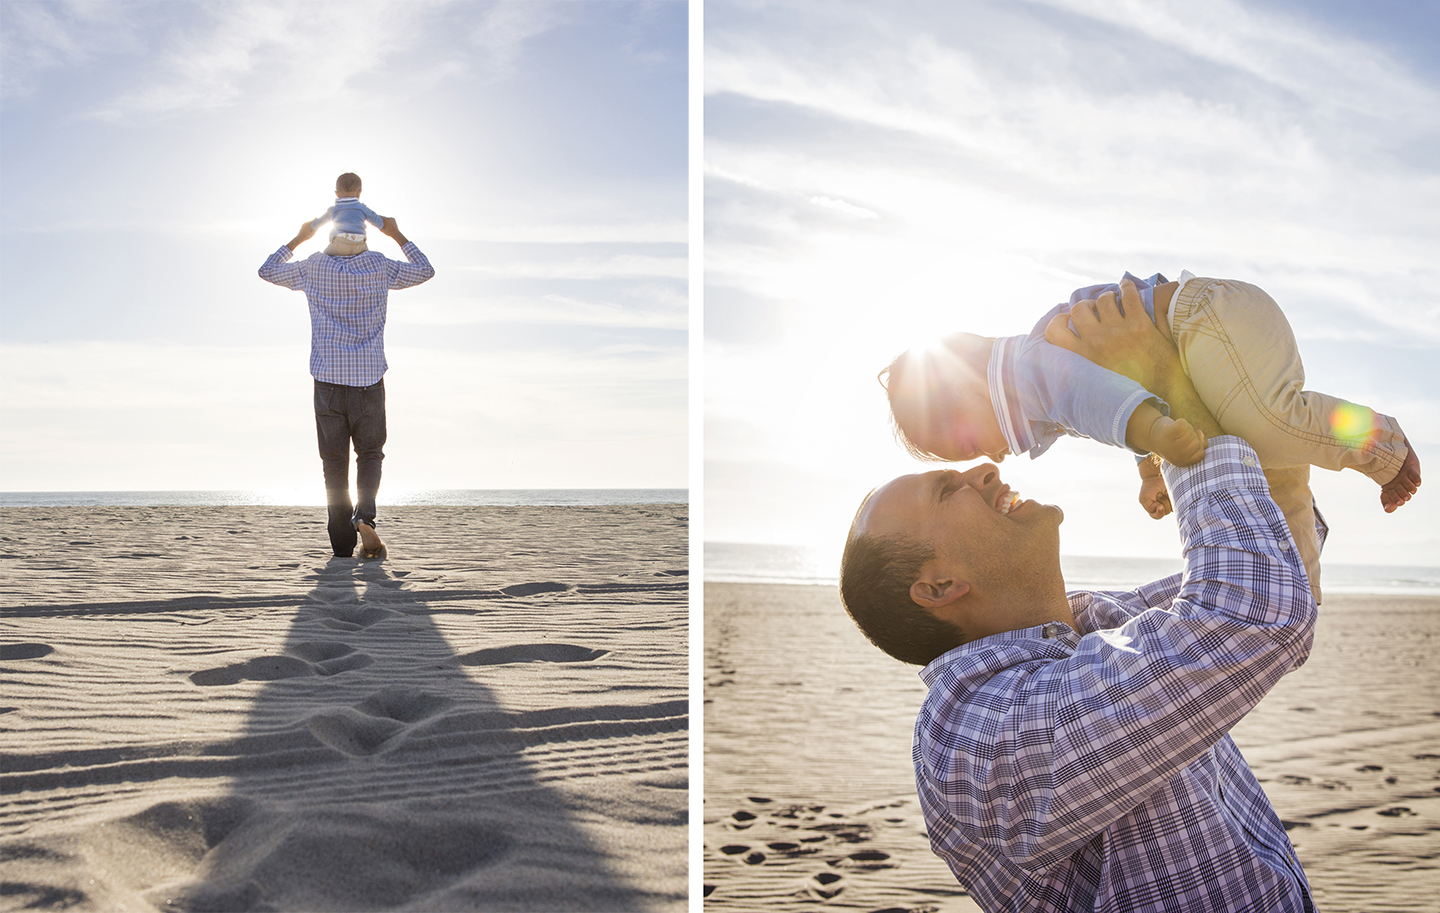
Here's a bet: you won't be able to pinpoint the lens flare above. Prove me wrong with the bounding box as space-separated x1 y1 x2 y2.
1330 402 1378 448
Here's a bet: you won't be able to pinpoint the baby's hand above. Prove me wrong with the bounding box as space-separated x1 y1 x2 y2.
1149 415 1206 467
1138 473 1172 519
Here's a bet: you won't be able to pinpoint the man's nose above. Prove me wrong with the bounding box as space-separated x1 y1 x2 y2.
960 464 999 489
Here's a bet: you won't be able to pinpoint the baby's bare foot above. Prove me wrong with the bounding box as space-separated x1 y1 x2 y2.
1151 416 1206 467
1381 439 1421 513
357 521 387 560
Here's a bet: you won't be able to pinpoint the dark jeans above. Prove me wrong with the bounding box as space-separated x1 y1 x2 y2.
314 378 387 557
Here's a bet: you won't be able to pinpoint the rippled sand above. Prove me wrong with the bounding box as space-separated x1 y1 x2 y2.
1 504 688 911
705 582 1440 913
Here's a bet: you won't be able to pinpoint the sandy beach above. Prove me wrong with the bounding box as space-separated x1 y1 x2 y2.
1 504 688 912
704 582 1440 913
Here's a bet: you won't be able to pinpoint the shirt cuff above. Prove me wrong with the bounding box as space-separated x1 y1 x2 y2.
275 245 294 261
1160 435 1268 517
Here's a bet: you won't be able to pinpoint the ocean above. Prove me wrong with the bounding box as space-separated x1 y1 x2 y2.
705 541 1440 596
0 489 688 508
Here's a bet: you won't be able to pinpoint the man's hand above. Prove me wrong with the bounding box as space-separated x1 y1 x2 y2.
380 217 409 247
1044 279 1176 392
1047 278 1224 440
285 220 318 252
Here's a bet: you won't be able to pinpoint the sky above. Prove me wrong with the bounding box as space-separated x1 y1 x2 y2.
0 0 688 497
704 0 1440 567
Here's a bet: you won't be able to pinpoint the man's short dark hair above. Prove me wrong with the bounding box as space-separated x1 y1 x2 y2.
840 530 967 666
336 172 363 194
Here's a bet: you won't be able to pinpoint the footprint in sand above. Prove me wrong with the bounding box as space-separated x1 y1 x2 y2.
0 643 54 660
727 810 757 830
310 604 397 631
128 798 510 910
307 687 452 756
457 643 608 665
806 870 845 900
190 641 374 686
717 844 766 865
829 849 896 871
500 581 571 597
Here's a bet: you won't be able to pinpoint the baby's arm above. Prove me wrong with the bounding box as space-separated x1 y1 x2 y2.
1126 401 1206 467
1137 453 1172 519
311 205 336 231
360 202 386 228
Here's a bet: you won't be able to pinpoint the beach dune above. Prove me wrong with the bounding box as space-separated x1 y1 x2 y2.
1 504 688 911
704 582 1440 913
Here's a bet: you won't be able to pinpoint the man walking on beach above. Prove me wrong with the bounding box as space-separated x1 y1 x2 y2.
840 301 1317 911
258 215 434 559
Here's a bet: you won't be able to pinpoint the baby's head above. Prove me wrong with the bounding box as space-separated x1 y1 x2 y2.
335 172 363 198
881 332 1009 463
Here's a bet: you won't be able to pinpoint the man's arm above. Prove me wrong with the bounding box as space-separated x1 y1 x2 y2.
285 220 318 253
257 221 318 288
379 217 435 289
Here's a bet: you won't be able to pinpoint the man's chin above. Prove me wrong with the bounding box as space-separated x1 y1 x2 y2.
1012 499 1063 524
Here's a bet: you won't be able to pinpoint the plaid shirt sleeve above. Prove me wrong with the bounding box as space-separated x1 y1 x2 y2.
387 242 435 290
257 246 304 289
916 436 1316 871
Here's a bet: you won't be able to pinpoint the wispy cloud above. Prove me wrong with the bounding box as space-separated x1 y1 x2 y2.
705 0 1440 334
395 288 686 329
0 0 140 100
460 253 686 280
469 0 569 80
61 0 571 122
1031 0 1440 122
87 2 413 119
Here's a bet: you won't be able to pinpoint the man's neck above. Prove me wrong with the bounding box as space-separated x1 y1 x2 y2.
961 580 1075 643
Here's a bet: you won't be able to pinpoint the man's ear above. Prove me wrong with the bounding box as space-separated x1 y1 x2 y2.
910 567 969 609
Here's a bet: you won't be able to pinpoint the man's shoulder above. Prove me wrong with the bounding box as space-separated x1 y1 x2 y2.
920 629 1070 692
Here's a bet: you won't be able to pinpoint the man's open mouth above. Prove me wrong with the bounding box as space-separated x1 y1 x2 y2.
997 490 1021 515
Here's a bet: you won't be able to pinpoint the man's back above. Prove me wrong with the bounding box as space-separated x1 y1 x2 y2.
258 244 434 386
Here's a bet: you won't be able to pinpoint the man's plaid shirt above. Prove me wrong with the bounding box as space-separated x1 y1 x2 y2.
258 243 435 386
915 436 1316 912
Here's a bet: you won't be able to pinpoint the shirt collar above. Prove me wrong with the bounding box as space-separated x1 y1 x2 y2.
988 335 1035 457
916 588 1115 686
919 617 1081 686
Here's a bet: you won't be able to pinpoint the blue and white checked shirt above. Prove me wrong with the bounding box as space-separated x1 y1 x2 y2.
258 243 434 386
915 436 1317 912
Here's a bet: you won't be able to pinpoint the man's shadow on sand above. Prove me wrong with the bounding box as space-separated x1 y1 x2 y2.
155 557 653 912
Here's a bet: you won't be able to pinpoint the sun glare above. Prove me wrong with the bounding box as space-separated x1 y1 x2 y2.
1330 402 1379 448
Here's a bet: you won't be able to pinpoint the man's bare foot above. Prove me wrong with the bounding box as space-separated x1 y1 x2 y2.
1380 440 1421 513
357 521 387 560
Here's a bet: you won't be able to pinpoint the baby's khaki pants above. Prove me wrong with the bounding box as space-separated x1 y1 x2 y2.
1169 277 1408 604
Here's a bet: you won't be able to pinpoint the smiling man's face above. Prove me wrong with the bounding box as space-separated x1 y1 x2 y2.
852 463 1067 637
